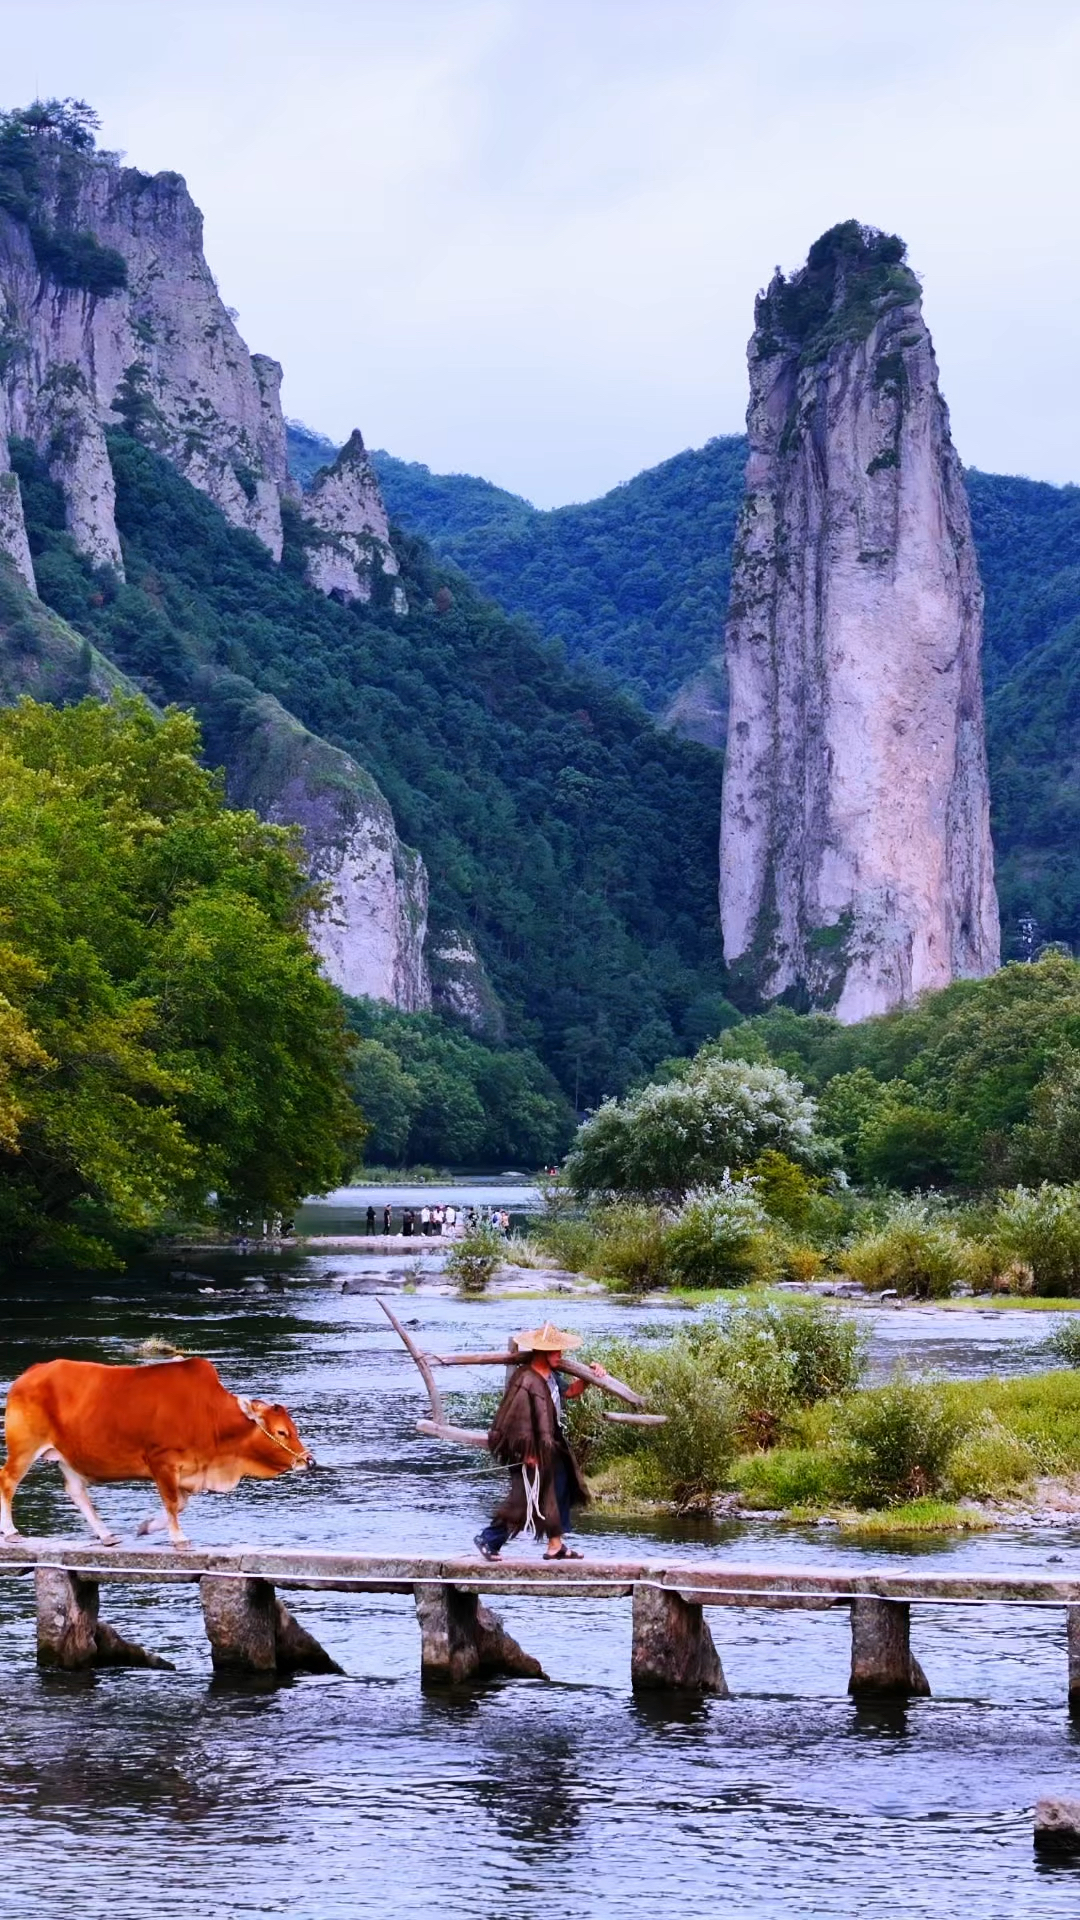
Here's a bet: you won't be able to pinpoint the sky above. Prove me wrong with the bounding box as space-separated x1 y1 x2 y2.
2 0 1078 506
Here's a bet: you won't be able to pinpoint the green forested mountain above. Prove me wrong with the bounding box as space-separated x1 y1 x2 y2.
967 471 1080 951
302 431 1080 958
368 438 747 712
12 432 728 1113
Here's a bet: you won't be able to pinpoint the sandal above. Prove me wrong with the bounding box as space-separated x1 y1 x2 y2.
544 1545 583 1560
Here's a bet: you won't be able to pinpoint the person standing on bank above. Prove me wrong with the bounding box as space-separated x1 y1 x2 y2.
474 1323 605 1562
383 1203 392 1235
366 1204 376 1234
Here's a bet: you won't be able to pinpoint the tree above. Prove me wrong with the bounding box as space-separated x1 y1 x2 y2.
0 696 358 1264
564 1053 823 1202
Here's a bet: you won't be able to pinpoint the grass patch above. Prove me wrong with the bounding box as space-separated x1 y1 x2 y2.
936 1295 1080 1312
836 1499 991 1535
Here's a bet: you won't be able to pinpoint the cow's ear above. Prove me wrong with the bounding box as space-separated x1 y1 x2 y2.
236 1396 257 1422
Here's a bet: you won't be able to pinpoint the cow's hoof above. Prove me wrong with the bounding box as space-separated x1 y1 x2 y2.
169 1535 192 1550
0 1528 22 1540
97 1532 120 1547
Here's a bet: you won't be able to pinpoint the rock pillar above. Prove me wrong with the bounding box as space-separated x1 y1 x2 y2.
630 1585 728 1694
414 1584 544 1684
201 1576 278 1673
719 221 999 1020
35 1568 172 1671
1035 1797 1080 1856
200 1575 340 1676
848 1598 930 1698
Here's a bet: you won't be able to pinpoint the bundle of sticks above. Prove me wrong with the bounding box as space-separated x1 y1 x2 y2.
376 1297 667 1445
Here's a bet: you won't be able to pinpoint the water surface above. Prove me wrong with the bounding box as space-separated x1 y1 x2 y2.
1 1237 1078 1919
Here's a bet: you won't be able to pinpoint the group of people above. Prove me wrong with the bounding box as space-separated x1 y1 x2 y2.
362 1202 512 1238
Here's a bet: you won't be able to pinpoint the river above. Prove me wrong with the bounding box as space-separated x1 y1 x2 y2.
1 1209 1079 1919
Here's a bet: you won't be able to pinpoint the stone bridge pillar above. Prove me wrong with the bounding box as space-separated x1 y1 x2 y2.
848 1598 930 1698
36 1567 172 1671
200 1576 341 1676
631 1585 728 1694
414 1584 544 1684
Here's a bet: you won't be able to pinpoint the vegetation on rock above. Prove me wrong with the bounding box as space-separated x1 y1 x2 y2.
0 100 128 295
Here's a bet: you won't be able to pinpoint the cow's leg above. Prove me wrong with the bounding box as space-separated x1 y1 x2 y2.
136 1491 188 1538
148 1461 190 1547
0 1404 50 1536
57 1460 119 1546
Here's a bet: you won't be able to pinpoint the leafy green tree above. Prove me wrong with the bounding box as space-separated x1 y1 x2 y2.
0 696 357 1264
737 955 1080 1190
343 997 572 1168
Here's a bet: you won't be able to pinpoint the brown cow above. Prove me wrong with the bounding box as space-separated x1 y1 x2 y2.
0 1356 315 1548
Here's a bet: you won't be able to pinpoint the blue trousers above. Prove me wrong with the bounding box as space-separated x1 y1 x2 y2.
478 1459 572 1553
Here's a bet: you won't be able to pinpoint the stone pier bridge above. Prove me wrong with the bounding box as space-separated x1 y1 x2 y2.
4 1541 1080 1702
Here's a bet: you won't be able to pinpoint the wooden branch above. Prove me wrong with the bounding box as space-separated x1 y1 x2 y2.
376 1298 445 1423
603 1411 668 1426
430 1350 647 1409
416 1419 489 1448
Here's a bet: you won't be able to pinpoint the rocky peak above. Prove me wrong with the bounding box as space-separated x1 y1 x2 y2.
0 101 399 613
301 429 406 610
719 221 999 1020
0 102 427 1018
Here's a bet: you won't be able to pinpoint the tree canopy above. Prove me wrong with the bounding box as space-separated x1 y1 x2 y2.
716 954 1080 1190
564 1054 822 1202
0 697 357 1265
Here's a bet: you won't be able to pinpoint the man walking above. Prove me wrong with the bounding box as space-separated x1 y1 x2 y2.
474 1324 605 1562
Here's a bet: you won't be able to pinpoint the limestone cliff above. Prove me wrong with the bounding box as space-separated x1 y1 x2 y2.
196 675 430 1011
719 222 999 1020
0 104 426 1017
427 925 506 1040
302 429 406 610
0 111 399 609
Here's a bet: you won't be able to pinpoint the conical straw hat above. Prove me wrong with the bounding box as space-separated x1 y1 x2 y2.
512 1321 582 1353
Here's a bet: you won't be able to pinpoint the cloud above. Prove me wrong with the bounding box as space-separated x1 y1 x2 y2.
3 0 1079 501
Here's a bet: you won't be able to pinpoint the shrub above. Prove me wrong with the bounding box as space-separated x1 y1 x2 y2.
732 1445 842 1511
564 1054 822 1202
531 1214 602 1273
990 1184 1080 1295
592 1204 671 1292
841 1199 967 1298
444 1224 505 1295
567 1333 737 1507
750 1149 821 1226
664 1178 773 1290
781 1243 827 1282
1048 1317 1080 1367
943 1416 1037 1500
707 1298 865 1446
836 1373 968 1507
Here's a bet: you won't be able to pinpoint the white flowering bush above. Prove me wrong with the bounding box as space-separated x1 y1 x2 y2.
564 1055 822 1201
